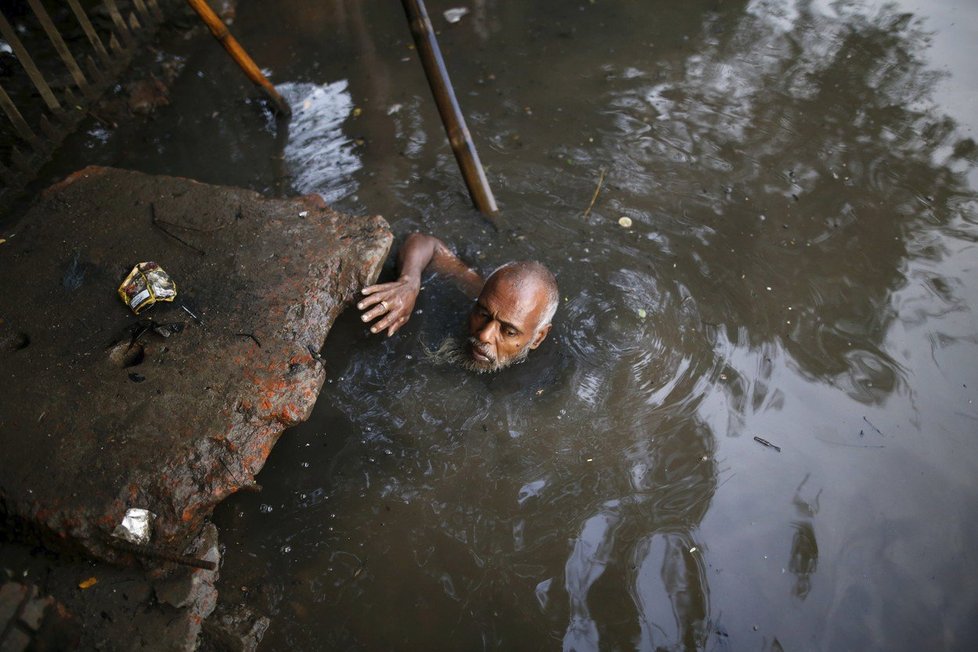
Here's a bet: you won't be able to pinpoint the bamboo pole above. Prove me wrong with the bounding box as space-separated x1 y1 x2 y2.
0 83 36 143
67 0 112 68
0 10 62 112
132 0 154 26
401 0 498 216
103 0 134 48
27 0 92 99
184 0 291 117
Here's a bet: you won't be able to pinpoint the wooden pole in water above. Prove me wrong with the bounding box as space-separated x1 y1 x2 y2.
184 0 291 117
401 0 498 217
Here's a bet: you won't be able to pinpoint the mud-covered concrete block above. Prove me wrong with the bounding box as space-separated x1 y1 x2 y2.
16 588 47 630
155 523 220 613
0 582 80 652
203 603 270 652
0 582 27 627
0 166 392 561
0 628 30 652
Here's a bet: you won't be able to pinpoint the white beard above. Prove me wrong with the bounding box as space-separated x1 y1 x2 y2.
423 335 530 374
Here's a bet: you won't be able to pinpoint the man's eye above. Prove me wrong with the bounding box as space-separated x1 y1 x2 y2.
505 329 517 337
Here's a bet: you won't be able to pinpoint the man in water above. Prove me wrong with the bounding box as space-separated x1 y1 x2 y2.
357 233 558 373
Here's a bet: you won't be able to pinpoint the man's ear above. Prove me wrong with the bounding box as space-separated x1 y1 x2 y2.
529 323 552 349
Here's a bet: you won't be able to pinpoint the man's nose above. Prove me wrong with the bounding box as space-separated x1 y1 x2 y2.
476 320 497 343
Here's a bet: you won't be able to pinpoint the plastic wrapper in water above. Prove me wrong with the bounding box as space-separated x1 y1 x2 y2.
112 508 156 545
444 7 469 24
118 262 177 314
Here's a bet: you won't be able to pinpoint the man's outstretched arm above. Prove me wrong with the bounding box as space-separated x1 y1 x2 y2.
358 233 483 336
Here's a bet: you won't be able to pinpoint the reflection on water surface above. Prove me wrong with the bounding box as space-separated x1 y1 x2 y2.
52 0 977 649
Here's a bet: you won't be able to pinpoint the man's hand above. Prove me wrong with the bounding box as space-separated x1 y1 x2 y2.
358 276 420 336
357 233 484 337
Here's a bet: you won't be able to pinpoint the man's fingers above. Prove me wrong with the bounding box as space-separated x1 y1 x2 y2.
387 316 407 337
357 292 385 311
361 302 389 323
360 281 401 298
370 311 397 334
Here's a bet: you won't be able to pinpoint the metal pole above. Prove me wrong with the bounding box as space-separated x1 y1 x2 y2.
401 0 498 216
185 0 292 117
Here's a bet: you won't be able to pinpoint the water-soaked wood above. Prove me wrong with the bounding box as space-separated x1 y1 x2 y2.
0 83 36 143
10 146 32 173
39 113 60 140
185 0 292 117
67 0 112 68
85 55 107 87
103 0 134 48
37 114 61 142
27 0 93 99
147 0 164 22
108 33 125 57
401 0 498 217
0 10 62 112
132 0 153 26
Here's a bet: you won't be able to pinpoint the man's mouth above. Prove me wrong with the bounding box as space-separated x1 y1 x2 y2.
468 340 494 365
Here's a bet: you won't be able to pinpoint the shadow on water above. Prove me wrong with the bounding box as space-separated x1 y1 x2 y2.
182 0 978 649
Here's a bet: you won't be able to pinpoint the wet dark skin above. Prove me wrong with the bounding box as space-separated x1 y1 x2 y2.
358 233 553 371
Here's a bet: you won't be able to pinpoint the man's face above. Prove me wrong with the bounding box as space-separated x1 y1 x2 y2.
465 272 552 372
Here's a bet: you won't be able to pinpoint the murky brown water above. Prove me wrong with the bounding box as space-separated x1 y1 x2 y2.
23 0 978 649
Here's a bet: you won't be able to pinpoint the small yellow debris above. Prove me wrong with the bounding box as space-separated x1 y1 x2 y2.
637 308 647 319
618 217 633 228
352 107 363 118
0 238 6 245
79 577 98 589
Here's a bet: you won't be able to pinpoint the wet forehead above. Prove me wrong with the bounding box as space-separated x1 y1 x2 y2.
478 274 547 329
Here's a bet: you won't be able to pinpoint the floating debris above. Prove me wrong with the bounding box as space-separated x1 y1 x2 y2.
618 216 633 228
444 7 470 23
582 167 606 221
862 416 885 436
78 577 98 590
753 436 781 452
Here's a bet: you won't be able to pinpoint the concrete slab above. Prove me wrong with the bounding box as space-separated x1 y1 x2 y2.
0 166 392 560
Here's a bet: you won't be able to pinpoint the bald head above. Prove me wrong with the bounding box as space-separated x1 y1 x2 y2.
485 261 559 331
